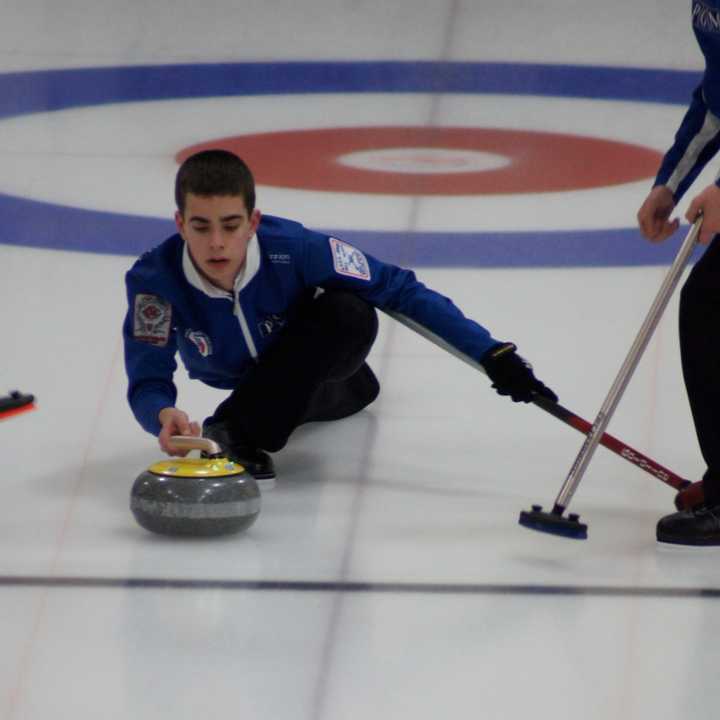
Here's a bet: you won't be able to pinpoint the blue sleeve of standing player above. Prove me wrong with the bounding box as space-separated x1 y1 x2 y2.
123 274 179 436
301 232 500 361
655 84 720 202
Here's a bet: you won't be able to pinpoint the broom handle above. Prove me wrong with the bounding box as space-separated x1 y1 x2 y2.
553 217 702 513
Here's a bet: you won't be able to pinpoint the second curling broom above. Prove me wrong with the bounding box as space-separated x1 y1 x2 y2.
518 216 703 540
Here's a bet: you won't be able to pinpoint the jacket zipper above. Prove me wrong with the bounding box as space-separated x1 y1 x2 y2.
233 292 258 360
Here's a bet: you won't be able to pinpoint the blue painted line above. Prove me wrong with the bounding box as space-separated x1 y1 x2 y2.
335 227 707 268
0 192 703 267
0 194 173 256
0 62 700 120
0 61 702 266
0 574 718 598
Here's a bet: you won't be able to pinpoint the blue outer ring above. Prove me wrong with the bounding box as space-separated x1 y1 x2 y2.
0 61 704 266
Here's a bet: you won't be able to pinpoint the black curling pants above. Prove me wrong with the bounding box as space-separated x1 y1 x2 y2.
679 236 720 505
208 291 380 452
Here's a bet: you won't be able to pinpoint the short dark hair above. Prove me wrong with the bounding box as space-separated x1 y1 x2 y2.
175 150 256 214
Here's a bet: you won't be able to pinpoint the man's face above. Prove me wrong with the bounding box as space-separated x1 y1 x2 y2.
175 193 261 291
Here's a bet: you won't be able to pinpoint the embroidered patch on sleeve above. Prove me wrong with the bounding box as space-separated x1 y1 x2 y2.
329 237 371 281
133 294 172 346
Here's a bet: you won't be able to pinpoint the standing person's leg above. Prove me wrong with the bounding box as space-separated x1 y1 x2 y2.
658 236 720 543
204 291 379 478
679 236 720 505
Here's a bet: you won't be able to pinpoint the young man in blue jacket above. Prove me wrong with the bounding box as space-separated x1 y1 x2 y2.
124 150 557 485
637 0 720 544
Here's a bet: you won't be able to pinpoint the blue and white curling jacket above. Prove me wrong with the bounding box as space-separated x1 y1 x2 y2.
123 215 498 435
655 0 720 199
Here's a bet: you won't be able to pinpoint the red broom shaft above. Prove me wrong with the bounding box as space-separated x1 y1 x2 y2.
532 395 689 491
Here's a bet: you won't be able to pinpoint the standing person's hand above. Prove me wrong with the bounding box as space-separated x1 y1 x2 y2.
158 407 201 456
637 185 678 242
686 183 720 244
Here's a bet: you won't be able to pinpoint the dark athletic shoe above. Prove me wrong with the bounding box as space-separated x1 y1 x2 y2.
656 505 720 546
202 421 276 489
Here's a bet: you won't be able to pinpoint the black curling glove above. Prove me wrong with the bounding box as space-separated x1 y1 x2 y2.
480 342 558 404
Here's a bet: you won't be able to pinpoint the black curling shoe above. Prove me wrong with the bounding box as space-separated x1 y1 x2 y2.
657 505 720 546
202 421 276 488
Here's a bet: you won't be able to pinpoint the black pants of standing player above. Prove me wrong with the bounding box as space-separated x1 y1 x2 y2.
208 290 380 452
679 235 720 505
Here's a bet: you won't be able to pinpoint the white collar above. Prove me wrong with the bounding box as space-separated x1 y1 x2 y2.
182 234 261 297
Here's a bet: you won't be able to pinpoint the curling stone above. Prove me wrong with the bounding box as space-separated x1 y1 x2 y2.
130 436 261 537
